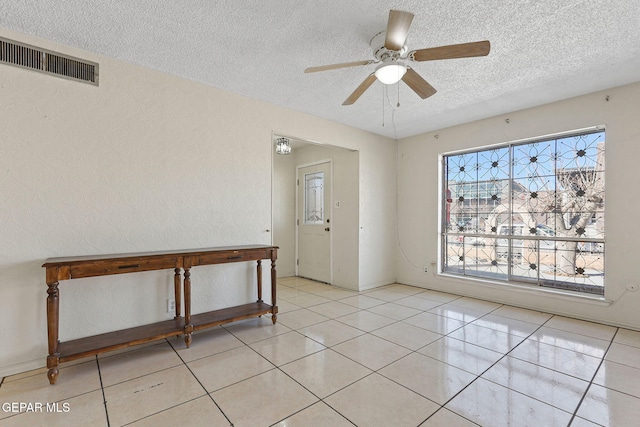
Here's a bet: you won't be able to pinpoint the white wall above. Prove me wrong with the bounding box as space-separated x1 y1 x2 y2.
273 143 360 289
397 81 640 330
0 28 396 376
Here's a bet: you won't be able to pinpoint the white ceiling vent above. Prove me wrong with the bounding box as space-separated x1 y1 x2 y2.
0 37 98 86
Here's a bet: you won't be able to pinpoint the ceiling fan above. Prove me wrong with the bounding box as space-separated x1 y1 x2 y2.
305 9 490 105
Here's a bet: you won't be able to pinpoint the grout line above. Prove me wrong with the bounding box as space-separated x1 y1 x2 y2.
167 338 234 426
96 355 111 427
567 327 619 426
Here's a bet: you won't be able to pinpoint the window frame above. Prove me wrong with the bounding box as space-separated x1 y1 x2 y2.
439 126 606 296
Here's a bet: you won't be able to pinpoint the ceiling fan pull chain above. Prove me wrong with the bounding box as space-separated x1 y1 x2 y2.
397 80 400 108
382 85 385 126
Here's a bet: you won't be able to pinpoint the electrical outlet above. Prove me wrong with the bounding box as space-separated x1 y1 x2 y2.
424 266 429 273
167 298 176 313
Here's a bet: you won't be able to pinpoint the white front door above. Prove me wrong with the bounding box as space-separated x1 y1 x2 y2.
297 161 331 283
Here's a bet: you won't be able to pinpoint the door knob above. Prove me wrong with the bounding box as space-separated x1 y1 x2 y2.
325 227 330 231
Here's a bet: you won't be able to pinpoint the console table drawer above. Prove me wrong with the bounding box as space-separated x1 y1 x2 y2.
197 249 271 265
70 257 178 278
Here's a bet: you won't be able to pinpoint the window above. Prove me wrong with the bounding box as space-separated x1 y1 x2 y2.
442 128 605 295
304 171 324 224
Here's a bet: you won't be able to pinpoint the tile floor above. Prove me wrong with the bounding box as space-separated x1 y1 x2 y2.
1 277 640 426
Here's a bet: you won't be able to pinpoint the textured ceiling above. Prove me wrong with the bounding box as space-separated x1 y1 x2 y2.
1 0 639 139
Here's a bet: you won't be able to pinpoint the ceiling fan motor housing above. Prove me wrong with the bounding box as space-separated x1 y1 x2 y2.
370 30 408 61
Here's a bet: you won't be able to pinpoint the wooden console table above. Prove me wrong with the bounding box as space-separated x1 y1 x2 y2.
42 245 278 385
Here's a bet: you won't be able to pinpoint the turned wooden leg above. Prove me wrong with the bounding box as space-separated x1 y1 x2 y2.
256 260 263 303
173 268 182 319
271 255 278 324
183 267 192 347
46 281 60 384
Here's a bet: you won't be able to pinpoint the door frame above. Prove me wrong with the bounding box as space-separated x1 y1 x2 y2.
295 158 333 283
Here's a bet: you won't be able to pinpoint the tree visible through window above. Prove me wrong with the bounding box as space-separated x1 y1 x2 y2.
442 129 605 295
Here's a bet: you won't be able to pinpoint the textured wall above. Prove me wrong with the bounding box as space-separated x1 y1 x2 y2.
397 81 640 330
0 29 397 376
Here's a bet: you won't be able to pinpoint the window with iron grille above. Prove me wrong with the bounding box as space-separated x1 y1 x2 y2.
441 128 605 295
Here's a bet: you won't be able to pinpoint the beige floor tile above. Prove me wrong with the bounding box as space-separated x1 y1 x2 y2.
385 284 427 295
169 327 244 362
491 305 553 324
297 283 334 294
471 313 541 337
605 342 640 369
277 309 329 330
339 294 386 309
0 389 107 427
380 352 476 405
371 322 442 350
315 288 359 300
273 402 352 427
367 302 422 320
249 331 325 366
307 301 360 318
0 361 101 420
325 373 439 427
414 290 460 303
593 359 640 398
394 295 443 311
509 338 602 381
449 296 502 312
334 310 396 332
104 365 205 426
482 356 589 413
275 299 302 314
419 408 479 426
576 384 640 426
569 416 603 427
362 289 406 302
128 396 229 427
403 312 466 335
211 369 317 427
418 336 503 375
428 304 490 323
282 293 332 308
528 326 611 358
446 378 572 427
297 319 365 346
280 349 372 398
223 316 291 344
99 342 183 387
187 346 273 392
614 328 640 348
447 323 524 353
545 315 617 341
278 287 312 300
332 334 411 370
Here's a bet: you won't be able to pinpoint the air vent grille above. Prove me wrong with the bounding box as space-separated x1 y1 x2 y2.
0 37 98 86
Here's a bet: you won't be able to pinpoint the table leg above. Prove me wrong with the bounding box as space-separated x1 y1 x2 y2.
271 256 278 324
173 268 181 319
257 260 263 303
183 267 192 347
46 281 60 384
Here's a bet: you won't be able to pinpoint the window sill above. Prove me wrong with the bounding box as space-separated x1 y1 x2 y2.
437 272 612 306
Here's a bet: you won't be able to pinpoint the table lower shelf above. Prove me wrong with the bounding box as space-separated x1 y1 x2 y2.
56 302 277 363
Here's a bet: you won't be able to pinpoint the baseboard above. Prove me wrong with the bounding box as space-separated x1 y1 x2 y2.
0 358 45 380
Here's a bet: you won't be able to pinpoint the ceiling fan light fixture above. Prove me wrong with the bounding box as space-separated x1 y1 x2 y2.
275 137 292 155
374 60 407 85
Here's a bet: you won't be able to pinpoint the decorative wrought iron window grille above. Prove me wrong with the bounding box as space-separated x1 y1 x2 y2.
441 127 605 295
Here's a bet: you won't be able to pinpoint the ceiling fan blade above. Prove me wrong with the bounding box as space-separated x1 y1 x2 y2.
305 60 374 73
384 10 414 51
343 73 377 105
402 68 437 99
410 40 490 62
